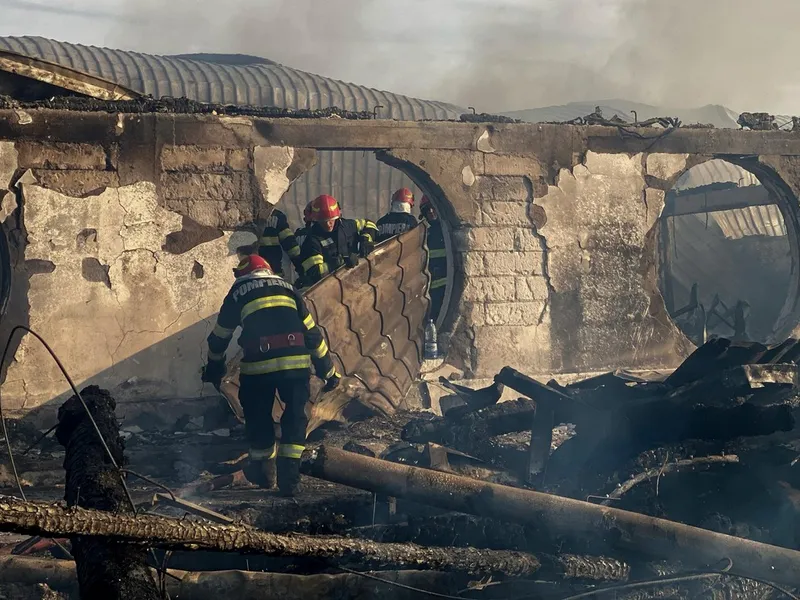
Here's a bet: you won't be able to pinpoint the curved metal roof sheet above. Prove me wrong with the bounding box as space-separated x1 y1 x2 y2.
0 36 464 120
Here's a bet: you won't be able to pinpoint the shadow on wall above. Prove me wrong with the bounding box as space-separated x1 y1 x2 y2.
16 318 228 430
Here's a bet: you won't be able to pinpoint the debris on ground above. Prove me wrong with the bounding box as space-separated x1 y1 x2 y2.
0 337 799 599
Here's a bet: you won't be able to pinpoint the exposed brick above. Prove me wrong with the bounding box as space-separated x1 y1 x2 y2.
484 154 543 177
472 176 530 201
161 172 253 201
35 170 120 197
479 201 530 226
18 142 107 170
463 252 485 277
492 176 531 201
463 276 516 302
485 302 547 326
462 302 486 326
515 276 550 301
467 227 515 251
161 146 226 172
227 148 251 171
515 228 545 251
483 251 543 275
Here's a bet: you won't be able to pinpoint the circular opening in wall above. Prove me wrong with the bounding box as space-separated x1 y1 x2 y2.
657 159 797 345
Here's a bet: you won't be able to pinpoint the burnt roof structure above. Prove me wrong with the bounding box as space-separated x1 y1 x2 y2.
0 36 465 224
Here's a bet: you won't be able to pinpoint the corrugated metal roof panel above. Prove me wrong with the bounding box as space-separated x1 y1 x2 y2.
0 36 464 119
712 205 787 239
674 159 760 192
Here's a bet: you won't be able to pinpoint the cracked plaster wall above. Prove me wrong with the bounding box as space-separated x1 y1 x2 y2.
0 181 242 412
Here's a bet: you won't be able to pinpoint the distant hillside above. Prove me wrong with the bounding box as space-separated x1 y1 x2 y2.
503 100 739 129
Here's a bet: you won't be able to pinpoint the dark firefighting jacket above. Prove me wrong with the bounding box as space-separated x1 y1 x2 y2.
258 209 301 275
295 225 311 253
425 220 447 293
376 211 418 244
207 272 335 379
299 218 378 284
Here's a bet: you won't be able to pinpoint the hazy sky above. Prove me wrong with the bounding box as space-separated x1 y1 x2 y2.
1 0 798 114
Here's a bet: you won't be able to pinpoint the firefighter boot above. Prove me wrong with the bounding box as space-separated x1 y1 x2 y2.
243 456 276 490
277 457 301 497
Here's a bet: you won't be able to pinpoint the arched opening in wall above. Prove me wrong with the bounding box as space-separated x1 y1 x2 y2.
657 158 798 345
273 150 455 330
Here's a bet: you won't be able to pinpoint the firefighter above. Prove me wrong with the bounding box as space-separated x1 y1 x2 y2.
201 254 341 496
420 195 447 321
299 194 378 285
295 201 313 249
258 207 302 277
376 188 419 244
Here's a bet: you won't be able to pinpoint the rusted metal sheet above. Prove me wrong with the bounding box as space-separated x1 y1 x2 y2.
220 226 428 431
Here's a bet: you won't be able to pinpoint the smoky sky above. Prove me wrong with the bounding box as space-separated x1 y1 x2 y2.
3 0 798 114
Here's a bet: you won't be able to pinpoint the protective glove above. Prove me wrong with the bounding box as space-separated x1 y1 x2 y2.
345 254 360 269
359 241 374 258
201 360 226 390
323 372 342 392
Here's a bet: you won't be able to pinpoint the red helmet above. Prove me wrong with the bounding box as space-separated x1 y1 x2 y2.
310 194 341 222
391 187 415 207
420 195 432 211
303 201 313 223
234 254 273 278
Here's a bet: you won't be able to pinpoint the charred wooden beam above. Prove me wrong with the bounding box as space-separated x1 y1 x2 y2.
0 557 462 600
0 497 541 577
54 385 160 600
306 446 800 586
402 398 537 444
600 455 740 506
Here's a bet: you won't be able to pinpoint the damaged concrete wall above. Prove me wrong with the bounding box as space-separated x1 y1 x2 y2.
2 111 799 414
2 181 238 410
386 146 696 378
0 128 315 416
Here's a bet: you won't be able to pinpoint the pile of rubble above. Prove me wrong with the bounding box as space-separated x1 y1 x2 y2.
0 337 799 599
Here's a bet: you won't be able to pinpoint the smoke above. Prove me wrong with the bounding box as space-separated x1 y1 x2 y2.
98 0 800 114
438 0 800 114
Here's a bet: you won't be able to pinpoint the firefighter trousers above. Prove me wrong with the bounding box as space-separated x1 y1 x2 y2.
238 373 310 461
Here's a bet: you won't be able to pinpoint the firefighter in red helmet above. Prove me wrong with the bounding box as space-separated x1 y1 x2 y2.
298 194 378 286
376 188 419 244
420 195 447 321
202 254 340 496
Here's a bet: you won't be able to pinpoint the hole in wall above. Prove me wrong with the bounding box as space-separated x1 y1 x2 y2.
657 158 796 345
274 151 453 326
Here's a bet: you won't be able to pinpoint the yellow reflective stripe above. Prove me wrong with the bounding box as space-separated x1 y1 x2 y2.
355 219 365 230
362 233 373 242
241 296 297 321
429 249 447 259
324 366 338 379
260 235 280 246
321 263 330 275
431 278 447 289
287 246 301 258
302 255 325 271
207 351 225 361
365 220 376 229
240 355 312 375
278 444 305 459
303 314 316 330
250 445 276 460
212 324 234 339
311 338 329 359
278 228 294 241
